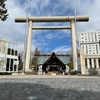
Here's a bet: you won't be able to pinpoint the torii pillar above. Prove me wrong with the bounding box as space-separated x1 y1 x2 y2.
25 21 32 71
70 20 78 70
15 16 89 72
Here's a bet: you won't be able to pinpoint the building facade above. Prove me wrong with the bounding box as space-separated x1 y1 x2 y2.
80 31 100 55
79 32 100 75
37 52 70 75
0 38 19 73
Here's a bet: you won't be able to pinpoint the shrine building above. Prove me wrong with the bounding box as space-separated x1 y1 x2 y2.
37 52 71 75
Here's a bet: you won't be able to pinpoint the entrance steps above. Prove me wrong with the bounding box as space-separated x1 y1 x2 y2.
47 72 57 75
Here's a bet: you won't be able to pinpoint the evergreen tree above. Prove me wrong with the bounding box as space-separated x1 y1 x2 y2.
67 61 73 71
33 47 40 56
0 0 8 21
18 53 23 70
31 47 40 73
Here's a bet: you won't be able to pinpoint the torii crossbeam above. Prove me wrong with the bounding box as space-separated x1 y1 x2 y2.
15 16 89 72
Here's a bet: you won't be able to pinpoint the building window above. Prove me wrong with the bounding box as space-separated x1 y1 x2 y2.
96 45 98 54
86 45 88 54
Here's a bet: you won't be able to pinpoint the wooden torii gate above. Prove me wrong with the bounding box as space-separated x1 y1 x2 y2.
15 16 89 72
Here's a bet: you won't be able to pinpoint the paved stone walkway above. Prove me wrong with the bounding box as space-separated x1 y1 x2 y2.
0 75 100 100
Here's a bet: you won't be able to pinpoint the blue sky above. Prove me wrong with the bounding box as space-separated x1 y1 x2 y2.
0 0 100 54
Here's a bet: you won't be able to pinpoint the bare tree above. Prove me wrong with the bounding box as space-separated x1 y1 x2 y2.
0 58 6 71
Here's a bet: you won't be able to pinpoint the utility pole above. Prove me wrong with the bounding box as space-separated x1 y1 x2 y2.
73 0 78 71
22 0 30 74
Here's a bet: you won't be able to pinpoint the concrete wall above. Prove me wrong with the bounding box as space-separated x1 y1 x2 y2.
85 69 100 75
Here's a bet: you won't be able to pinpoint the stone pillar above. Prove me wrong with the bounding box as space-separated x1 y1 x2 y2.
70 20 78 70
87 58 90 69
96 58 99 69
25 21 32 72
91 58 94 68
80 49 85 74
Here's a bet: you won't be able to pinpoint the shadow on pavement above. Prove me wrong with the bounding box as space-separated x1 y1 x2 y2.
0 82 100 100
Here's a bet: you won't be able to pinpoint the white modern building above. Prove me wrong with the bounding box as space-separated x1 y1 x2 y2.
79 31 100 75
0 38 19 73
80 31 100 55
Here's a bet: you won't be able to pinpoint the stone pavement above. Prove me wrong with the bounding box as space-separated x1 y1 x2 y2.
0 75 99 78
0 75 100 100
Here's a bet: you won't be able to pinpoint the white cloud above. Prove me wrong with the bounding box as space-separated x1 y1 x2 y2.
52 45 71 54
0 0 26 52
45 30 70 40
76 0 100 32
0 0 100 53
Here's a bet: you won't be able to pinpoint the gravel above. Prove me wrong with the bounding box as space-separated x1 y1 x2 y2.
0 77 100 100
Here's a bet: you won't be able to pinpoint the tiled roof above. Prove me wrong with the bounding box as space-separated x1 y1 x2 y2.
38 55 71 65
